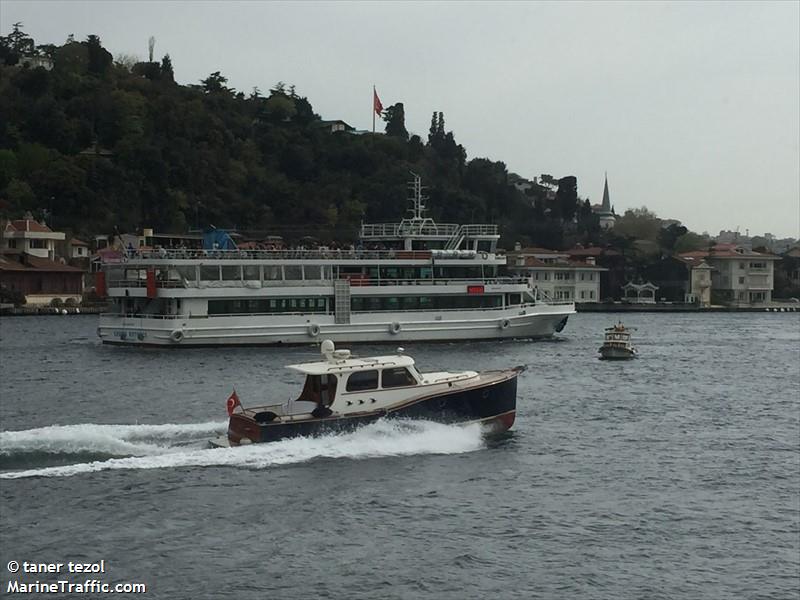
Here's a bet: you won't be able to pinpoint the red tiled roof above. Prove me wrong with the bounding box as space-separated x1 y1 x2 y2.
567 246 604 257
512 247 562 254
0 255 29 271
70 238 89 246
679 245 779 260
0 254 84 272
5 220 53 233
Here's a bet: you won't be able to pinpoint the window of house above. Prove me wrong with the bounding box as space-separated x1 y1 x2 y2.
382 367 417 388
739 277 745 284
7 240 16 248
589 290 595 299
29 239 46 249
346 370 379 392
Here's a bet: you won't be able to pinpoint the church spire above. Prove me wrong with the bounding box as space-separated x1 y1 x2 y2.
601 172 611 212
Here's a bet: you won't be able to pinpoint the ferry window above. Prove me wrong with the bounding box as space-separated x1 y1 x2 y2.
175 265 196 282
382 367 417 388
305 266 322 280
284 266 302 280
419 296 433 310
221 265 241 281
264 266 281 281
351 297 365 312
243 265 260 280
346 370 379 392
200 265 220 281
401 296 419 310
508 293 522 306
385 297 400 311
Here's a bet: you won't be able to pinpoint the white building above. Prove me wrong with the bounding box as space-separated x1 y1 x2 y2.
679 244 779 306
2 217 65 260
507 245 606 303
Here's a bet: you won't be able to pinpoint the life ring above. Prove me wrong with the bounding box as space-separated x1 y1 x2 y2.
170 329 185 343
499 319 510 330
308 323 320 337
389 322 402 335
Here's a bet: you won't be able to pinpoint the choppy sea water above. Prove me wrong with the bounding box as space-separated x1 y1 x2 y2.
0 313 798 599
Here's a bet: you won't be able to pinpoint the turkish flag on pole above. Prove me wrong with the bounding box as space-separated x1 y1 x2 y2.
226 389 242 416
373 87 383 115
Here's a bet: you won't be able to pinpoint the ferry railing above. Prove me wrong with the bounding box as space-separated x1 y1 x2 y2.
359 222 461 238
116 249 445 261
106 276 533 289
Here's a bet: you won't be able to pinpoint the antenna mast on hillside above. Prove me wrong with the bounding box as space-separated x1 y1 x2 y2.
148 36 155 62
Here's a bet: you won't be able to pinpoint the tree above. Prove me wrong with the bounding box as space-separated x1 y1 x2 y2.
160 54 174 82
674 231 708 253
556 176 578 222
86 35 112 75
201 71 230 94
382 102 408 139
657 222 688 255
615 206 661 241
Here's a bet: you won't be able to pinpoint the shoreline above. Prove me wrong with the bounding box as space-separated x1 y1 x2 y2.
576 302 799 313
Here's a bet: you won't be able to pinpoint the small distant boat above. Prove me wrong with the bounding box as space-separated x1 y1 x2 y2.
217 340 522 446
599 322 637 360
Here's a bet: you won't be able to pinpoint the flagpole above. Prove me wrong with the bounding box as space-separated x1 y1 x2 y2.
372 85 375 134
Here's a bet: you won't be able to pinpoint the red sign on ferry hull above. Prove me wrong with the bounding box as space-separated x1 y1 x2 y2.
467 285 485 294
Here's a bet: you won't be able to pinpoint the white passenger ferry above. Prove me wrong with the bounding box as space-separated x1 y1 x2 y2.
97 175 574 346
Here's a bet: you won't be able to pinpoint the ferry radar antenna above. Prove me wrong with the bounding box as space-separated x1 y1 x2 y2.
407 171 429 221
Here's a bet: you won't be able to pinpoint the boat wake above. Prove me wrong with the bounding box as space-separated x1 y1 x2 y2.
0 420 485 480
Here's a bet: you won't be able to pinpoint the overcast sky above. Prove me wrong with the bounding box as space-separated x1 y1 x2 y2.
3 1 799 238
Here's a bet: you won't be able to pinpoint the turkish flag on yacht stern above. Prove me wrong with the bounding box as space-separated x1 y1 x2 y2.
226 389 242 416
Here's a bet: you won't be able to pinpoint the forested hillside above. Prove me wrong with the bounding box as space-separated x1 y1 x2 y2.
0 26 597 247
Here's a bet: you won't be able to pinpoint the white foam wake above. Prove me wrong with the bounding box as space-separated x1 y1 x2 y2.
0 421 226 457
0 420 484 480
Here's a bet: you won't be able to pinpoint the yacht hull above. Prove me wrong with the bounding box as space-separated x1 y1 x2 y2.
227 370 519 445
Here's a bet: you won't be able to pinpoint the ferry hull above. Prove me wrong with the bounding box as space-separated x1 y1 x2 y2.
98 309 573 347
227 372 518 445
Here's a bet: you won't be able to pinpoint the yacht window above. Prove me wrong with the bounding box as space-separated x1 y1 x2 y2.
346 370 379 392
382 367 417 388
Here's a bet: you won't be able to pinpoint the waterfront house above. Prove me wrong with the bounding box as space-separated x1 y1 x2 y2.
679 244 779 306
2 216 65 260
0 250 84 306
507 245 606 303
566 245 624 300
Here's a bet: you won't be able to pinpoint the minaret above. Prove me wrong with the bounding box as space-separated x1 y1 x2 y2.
598 172 615 230
602 173 611 212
